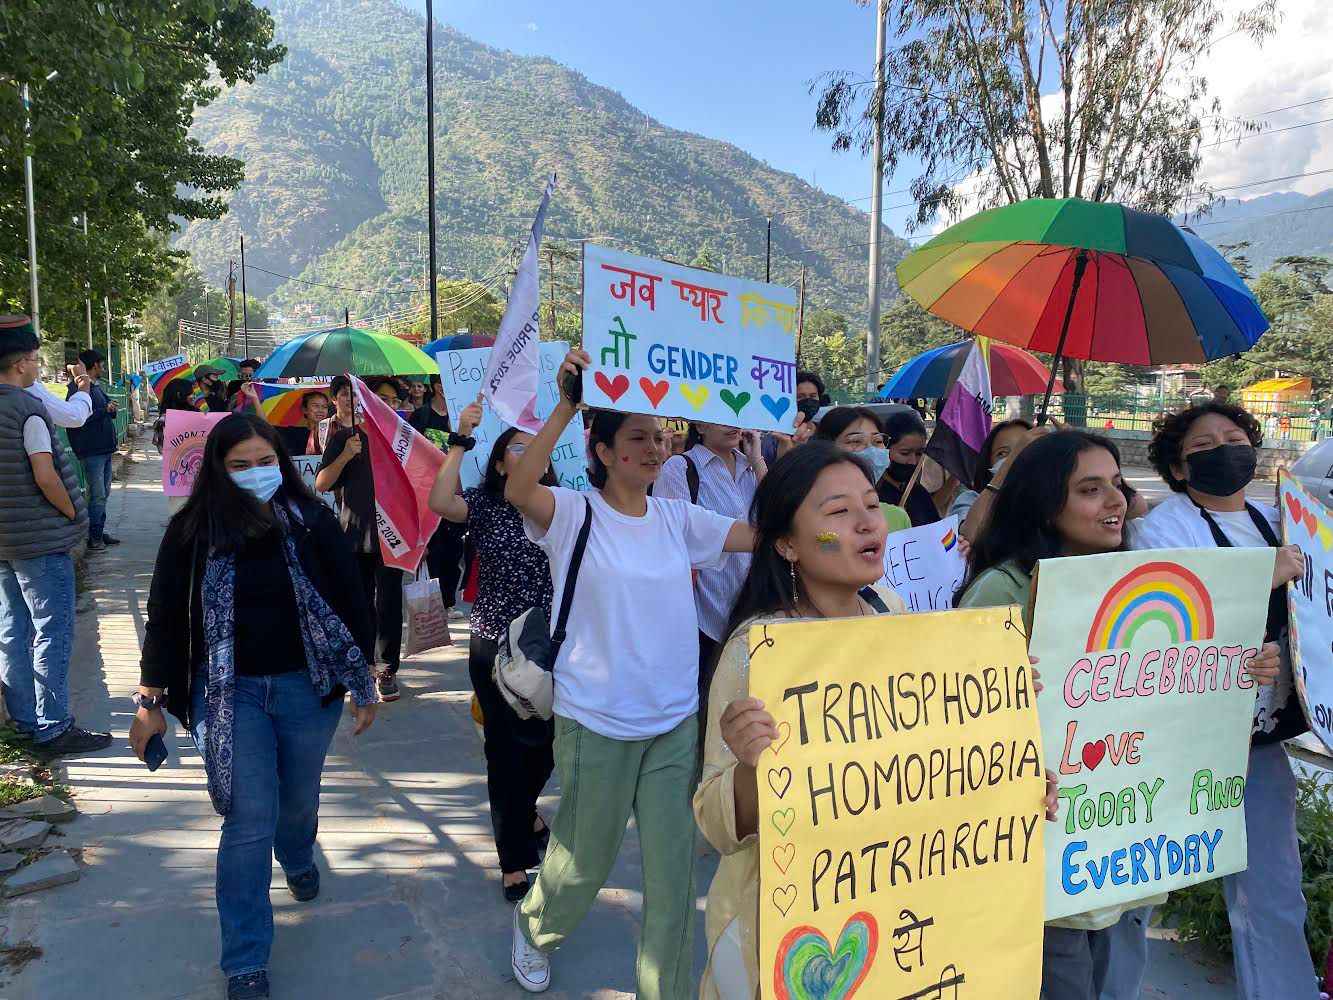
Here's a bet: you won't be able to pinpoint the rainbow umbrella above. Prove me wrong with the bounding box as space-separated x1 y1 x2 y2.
243 382 331 426
879 339 1063 399
254 326 437 379
190 357 242 383
896 198 1268 416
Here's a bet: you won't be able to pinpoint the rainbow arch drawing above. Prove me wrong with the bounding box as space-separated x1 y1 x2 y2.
1085 560 1215 652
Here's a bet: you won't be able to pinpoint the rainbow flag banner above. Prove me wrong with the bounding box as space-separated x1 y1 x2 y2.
1028 547 1275 919
144 353 190 399
245 382 330 427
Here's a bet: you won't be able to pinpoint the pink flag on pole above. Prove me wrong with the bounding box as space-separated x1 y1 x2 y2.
481 174 556 432
351 375 445 572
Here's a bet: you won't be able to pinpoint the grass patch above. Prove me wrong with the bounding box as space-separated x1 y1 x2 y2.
0 780 42 810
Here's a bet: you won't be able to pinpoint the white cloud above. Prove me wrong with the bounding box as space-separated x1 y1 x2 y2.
523 21 538 32
1196 0 1333 198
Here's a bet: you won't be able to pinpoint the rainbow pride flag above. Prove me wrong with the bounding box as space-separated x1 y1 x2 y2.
144 353 191 399
242 382 331 426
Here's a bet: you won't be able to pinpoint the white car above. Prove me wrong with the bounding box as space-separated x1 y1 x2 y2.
1288 438 1333 505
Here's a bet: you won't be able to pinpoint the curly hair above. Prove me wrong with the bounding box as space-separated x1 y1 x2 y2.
1147 402 1263 492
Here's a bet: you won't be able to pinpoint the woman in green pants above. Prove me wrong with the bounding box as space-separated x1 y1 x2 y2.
503 348 756 996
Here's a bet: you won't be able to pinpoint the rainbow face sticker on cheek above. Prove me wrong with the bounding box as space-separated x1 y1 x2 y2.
815 531 840 551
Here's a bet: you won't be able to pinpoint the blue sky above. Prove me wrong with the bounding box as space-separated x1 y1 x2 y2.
401 0 923 233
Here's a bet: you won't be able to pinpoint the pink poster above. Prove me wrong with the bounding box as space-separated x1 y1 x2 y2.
161 410 228 496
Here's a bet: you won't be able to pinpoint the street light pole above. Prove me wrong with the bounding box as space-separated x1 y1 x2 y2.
82 214 93 347
425 0 440 344
22 83 41 336
865 1 888 393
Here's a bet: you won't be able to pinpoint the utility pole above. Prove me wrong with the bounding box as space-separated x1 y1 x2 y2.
82 214 93 347
227 260 237 355
239 236 250 358
865 0 888 392
425 0 440 344
797 263 807 359
22 83 41 336
765 217 772 282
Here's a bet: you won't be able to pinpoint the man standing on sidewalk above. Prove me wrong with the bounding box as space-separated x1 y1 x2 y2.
65 348 120 550
0 317 112 755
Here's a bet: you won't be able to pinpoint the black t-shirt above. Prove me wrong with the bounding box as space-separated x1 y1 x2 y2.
318 425 374 551
409 403 450 451
234 534 305 675
278 425 316 456
878 478 941 527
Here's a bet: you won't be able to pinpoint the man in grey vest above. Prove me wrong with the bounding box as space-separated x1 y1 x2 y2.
0 317 112 755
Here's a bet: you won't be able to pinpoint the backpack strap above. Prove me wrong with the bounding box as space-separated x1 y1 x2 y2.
684 454 700 505
550 498 594 657
858 586 891 614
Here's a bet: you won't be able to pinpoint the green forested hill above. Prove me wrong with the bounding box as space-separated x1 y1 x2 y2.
174 0 905 321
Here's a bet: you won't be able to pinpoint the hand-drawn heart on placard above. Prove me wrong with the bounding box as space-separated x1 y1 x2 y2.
1081 740 1106 770
761 394 791 422
1303 508 1318 536
1286 493 1304 523
770 721 792 756
772 842 796 875
595 372 630 403
639 377 669 409
771 807 796 837
679 383 710 411
720 389 751 417
772 884 798 918
768 766 793 799
774 912 878 1000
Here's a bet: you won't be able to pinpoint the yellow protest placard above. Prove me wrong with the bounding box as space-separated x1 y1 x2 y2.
748 608 1045 1000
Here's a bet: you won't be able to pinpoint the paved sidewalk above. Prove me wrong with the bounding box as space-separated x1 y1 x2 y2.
0 440 1243 998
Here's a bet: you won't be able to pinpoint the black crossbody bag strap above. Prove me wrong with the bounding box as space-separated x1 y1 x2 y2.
1192 498 1285 640
858 586 891 614
549 498 594 658
684 454 700 505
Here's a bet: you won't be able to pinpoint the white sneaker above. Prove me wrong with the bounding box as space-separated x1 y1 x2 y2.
511 905 551 993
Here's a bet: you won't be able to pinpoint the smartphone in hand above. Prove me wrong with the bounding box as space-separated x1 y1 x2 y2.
144 733 168 772
562 368 583 406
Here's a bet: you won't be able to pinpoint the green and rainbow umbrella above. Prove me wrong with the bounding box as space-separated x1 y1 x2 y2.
897 198 1268 411
241 382 331 426
254 326 436 379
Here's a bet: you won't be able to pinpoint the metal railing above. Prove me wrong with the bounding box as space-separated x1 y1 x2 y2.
50 386 133 495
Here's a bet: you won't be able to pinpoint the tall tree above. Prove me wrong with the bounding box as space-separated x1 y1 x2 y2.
0 0 284 351
812 0 1278 389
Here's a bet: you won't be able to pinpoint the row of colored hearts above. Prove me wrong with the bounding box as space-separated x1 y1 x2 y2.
593 371 792 420
1283 491 1333 550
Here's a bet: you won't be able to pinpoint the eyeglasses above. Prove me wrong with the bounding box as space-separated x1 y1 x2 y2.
841 434 885 449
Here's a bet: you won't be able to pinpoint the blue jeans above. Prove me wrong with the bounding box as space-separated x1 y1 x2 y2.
0 553 74 743
82 451 113 541
191 671 343 977
1041 906 1152 999
1224 742 1319 999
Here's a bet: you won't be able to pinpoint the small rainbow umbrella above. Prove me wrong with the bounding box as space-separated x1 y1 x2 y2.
254 326 437 379
879 339 1064 399
243 382 332 426
896 198 1268 416
148 359 193 399
423 333 496 356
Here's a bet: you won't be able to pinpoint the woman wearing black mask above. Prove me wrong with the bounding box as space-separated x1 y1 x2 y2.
876 410 939 526
1134 402 1312 1000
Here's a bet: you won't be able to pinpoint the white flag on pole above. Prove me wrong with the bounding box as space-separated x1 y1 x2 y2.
481 173 556 432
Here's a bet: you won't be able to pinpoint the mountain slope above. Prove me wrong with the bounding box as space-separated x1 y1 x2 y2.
175 0 904 321
1181 189 1333 273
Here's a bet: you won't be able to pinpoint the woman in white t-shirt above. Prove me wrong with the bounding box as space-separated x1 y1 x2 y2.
1133 402 1313 1000
504 348 755 997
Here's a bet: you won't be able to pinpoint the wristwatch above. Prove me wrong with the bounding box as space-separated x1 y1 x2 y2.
132 691 167 711
446 432 477 451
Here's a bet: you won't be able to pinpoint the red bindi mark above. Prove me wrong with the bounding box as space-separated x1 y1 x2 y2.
621 456 630 463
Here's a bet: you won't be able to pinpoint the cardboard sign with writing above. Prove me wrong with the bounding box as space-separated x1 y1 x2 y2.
161 410 227 497
878 516 968 613
290 455 336 510
582 244 797 432
1280 473 1333 751
749 610 1044 1000
1028 548 1273 919
436 341 587 492
143 354 188 379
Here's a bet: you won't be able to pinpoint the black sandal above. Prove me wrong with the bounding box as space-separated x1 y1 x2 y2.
503 877 531 903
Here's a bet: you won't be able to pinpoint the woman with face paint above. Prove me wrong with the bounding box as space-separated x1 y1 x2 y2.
814 406 911 532
694 442 1057 999
876 410 940 526
131 415 377 1000
959 428 1283 1000
1134 402 1314 1000
503 349 756 996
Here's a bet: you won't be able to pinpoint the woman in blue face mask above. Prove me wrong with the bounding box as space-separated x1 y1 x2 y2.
814 406 912 532
131 414 378 1000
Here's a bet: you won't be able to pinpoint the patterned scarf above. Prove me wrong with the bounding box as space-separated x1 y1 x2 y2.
200 502 377 815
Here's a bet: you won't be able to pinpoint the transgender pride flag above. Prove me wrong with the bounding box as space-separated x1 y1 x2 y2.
351 375 445 572
925 337 992 486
